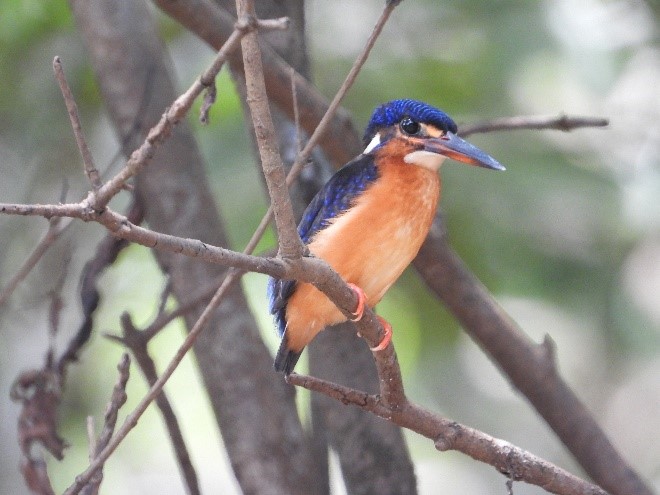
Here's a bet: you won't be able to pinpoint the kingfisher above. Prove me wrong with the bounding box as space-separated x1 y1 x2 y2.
268 99 504 374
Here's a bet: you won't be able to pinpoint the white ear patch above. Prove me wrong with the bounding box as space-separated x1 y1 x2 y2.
404 150 446 171
363 133 381 154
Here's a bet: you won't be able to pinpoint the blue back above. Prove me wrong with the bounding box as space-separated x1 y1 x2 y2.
267 155 379 335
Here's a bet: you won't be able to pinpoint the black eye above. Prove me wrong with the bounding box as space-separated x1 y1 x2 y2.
400 117 421 136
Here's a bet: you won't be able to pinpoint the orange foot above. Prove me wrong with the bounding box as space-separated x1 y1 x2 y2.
346 283 366 322
370 316 392 352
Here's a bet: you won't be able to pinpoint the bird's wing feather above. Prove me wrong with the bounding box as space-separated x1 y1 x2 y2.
267 155 379 336
297 155 379 243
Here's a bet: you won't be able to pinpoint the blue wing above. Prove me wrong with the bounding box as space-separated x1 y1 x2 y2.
267 154 379 337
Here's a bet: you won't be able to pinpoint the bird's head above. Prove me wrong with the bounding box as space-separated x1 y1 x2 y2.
363 99 505 172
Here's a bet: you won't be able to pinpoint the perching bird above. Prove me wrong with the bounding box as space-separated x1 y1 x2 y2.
268 99 504 374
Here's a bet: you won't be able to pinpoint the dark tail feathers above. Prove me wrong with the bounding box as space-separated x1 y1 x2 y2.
274 336 302 375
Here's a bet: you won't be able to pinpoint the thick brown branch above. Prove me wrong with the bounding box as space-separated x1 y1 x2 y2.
288 373 609 495
413 222 652 495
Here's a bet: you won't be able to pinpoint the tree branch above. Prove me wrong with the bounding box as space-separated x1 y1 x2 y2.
112 315 200 495
65 2 321 493
53 56 102 191
153 0 363 165
0 216 71 307
288 373 609 495
413 223 653 495
79 354 130 495
237 0 304 259
460 114 609 136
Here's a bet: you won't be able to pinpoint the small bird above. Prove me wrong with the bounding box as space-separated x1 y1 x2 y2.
268 99 504 374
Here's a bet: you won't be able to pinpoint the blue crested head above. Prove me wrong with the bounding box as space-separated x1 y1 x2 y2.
363 99 458 146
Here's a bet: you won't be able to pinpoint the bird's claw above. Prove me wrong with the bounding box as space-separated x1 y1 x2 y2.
346 285 391 351
347 283 366 322
370 316 392 352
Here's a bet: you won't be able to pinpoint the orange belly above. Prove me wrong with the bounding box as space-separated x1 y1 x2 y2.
284 164 440 352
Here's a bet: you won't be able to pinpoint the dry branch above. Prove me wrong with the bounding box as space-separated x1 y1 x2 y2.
289 373 609 495
153 0 364 165
53 56 102 190
79 354 130 495
414 224 652 495
237 0 304 260
0 216 71 307
113 316 200 495
460 114 609 136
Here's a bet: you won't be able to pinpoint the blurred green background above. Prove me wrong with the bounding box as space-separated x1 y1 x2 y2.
0 1 658 494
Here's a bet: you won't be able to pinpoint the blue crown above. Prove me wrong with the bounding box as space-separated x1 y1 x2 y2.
363 99 458 145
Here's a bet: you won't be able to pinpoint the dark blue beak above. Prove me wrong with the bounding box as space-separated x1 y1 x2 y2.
424 132 505 171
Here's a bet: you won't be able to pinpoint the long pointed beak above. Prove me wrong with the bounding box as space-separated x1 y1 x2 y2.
424 132 505 171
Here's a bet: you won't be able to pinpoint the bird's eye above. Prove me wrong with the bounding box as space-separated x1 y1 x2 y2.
400 118 421 136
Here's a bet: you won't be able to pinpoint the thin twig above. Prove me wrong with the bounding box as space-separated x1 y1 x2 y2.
80 354 130 495
115 314 201 495
53 57 102 190
63 272 237 495
153 0 363 165
0 217 72 307
291 67 302 156
286 0 399 186
460 114 609 137
0 201 290 277
90 21 257 211
85 417 96 462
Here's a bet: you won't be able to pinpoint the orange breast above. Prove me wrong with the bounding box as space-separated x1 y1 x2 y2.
284 161 440 352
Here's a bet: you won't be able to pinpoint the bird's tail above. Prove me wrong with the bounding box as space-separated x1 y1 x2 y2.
274 336 302 375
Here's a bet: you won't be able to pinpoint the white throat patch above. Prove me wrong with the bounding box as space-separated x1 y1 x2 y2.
363 133 381 154
404 150 446 171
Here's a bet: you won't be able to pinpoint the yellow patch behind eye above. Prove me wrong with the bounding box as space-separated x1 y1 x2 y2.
422 124 444 138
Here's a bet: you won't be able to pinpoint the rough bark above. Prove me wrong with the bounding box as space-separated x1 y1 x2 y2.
217 1 418 492
70 0 320 493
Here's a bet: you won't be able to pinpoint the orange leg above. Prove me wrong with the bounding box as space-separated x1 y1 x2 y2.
370 316 392 352
346 283 366 321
